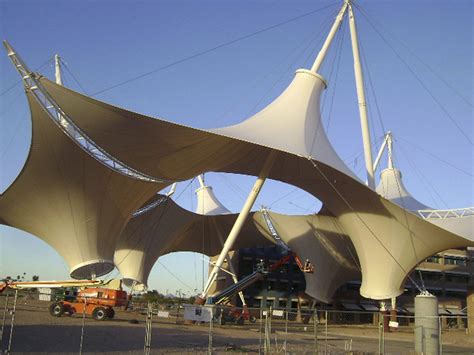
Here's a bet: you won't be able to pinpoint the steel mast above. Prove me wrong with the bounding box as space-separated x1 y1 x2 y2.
347 1 376 189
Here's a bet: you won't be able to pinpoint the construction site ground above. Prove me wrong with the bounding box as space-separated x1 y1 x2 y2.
1 298 473 354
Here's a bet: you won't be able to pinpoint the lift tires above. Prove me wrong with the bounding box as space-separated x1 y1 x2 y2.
106 308 115 319
49 302 65 317
249 316 257 323
92 306 108 321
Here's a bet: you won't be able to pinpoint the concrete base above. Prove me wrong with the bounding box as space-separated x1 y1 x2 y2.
414 294 439 355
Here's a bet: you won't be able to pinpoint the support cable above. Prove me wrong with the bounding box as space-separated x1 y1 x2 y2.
353 0 472 108
358 35 386 136
324 18 346 133
387 146 426 290
396 143 449 209
308 157 423 293
309 12 346 155
90 2 339 97
352 2 472 146
245 12 336 119
358 34 385 156
396 137 473 178
215 10 336 126
1 56 54 97
60 59 89 95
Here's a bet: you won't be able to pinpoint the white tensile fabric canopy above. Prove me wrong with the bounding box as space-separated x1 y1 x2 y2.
252 211 360 303
34 66 474 300
114 189 273 290
0 94 160 279
377 167 474 241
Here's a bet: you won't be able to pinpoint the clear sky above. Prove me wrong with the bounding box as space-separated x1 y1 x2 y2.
0 0 472 295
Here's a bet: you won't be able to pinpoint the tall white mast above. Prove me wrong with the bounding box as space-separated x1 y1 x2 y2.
311 0 349 73
373 131 393 172
348 2 375 189
199 150 277 301
54 54 63 85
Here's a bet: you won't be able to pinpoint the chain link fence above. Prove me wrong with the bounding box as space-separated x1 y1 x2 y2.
1 290 472 354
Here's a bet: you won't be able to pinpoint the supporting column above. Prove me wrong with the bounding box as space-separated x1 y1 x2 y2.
348 3 375 189
414 293 439 355
198 150 277 302
212 219 247 309
389 296 398 332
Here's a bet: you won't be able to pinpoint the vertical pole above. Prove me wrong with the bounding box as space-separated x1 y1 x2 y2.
208 306 213 355
0 291 9 344
6 290 18 355
314 309 318 354
311 0 349 73
284 309 288 354
54 54 63 85
175 304 180 324
382 315 385 354
439 316 442 355
386 131 394 169
325 310 328 355
378 314 383 354
79 299 87 355
259 308 263 354
348 3 375 189
200 151 277 300
144 302 153 354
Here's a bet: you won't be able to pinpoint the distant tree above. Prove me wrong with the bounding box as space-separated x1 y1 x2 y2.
32 275 40 282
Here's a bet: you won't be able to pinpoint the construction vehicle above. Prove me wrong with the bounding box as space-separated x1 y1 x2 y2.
205 209 314 325
208 252 313 325
0 279 127 321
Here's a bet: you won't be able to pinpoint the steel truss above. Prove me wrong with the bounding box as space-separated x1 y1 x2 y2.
4 41 172 184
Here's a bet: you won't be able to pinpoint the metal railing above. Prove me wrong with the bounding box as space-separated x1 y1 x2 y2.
1 292 472 354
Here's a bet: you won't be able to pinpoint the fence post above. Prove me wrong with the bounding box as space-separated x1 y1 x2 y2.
79 298 87 355
208 306 213 355
382 313 385 354
378 313 383 355
284 308 288 354
144 302 153 354
439 316 442 355
6 290 18 355
175 303 180 324
0 291 9 346
314 309 318 354
258 307 263 354
325 310 328 355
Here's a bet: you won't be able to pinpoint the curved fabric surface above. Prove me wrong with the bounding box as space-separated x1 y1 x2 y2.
376 168 430 211
39 71 474 300
0 94 159 279
253 211 360 303
377 167 474 241
114 194 273 289
195 185 231 215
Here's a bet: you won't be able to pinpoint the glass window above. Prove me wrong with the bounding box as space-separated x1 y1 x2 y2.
426 255 441 263
445 257 467 266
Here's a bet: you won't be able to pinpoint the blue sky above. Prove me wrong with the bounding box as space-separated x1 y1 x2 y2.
0 0 472 295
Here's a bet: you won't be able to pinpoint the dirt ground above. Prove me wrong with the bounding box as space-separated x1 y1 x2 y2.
1 297 473 354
